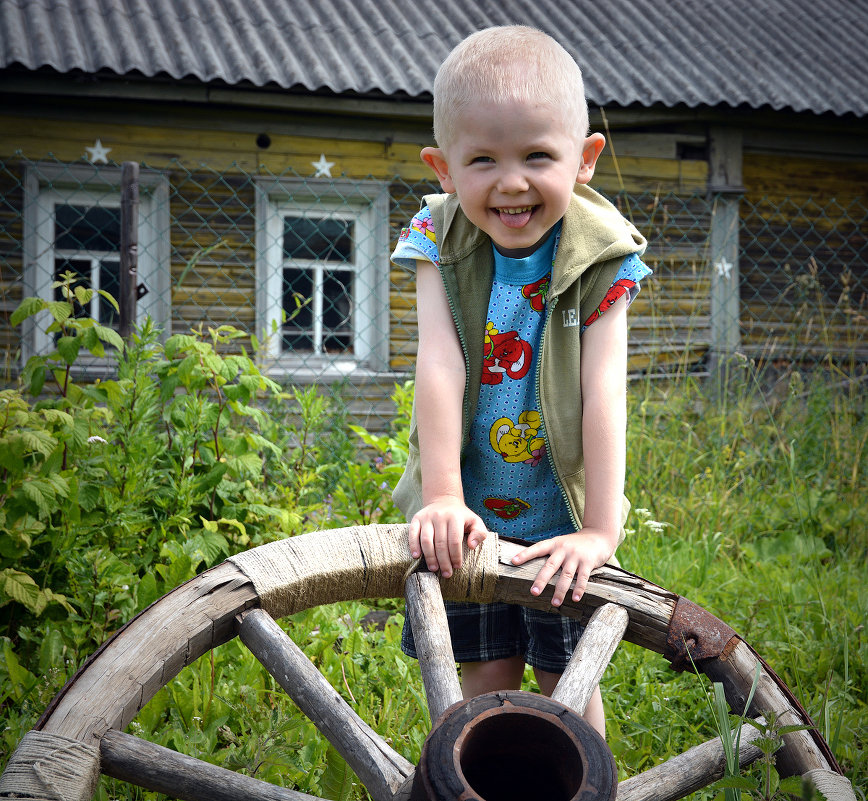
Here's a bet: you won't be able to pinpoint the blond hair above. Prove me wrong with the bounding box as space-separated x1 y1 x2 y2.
432 26 589 149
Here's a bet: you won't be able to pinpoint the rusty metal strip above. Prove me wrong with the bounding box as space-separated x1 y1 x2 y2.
664 595 739 672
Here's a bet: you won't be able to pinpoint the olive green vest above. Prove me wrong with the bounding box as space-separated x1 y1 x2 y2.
393 185 646 538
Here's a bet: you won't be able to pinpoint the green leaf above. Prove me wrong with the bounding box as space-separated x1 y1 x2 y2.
73 285 94 308
46 300 74 324
0 569 42 613
96 289 120 313
136 572 159 612
26 362 47 396
21 429 57 458
94 324 124 352
321 746 354 801
10 296 48 326
38 628 66 675
193 463 229 495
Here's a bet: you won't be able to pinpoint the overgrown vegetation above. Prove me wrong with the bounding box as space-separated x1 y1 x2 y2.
1 280 865 799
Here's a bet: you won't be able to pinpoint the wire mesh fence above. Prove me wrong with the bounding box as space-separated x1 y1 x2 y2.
1 154 866 432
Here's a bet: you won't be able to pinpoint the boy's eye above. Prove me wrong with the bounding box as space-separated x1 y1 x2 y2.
470 156 494 164
527 152 551 161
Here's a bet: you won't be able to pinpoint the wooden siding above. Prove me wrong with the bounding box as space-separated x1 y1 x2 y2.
740 153 868 362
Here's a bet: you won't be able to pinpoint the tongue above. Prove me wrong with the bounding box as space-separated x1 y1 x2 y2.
498 208 533 228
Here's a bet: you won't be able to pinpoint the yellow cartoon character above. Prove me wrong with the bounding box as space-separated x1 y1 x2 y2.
489 412 547 466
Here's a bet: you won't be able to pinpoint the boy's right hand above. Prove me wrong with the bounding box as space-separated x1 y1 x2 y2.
409 497 488 578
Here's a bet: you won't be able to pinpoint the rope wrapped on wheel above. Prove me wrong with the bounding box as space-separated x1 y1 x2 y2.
0 730 100 801
228 523 500 618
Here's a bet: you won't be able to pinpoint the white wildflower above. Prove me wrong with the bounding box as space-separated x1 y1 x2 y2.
87 435 108 444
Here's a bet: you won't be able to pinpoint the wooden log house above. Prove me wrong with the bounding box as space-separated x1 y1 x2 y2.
1 0 866 424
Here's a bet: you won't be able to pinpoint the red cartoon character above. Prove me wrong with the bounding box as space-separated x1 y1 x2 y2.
481 323 533 385
521 274 550 313
583 278 636 328
483 496 531 520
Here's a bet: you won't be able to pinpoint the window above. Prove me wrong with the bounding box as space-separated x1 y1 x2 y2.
22 164 170 361
256 178 390 376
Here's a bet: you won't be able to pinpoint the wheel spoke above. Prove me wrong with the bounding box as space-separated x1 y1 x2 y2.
551 602 628 714
100 729 324 801
237 608 413 801
404 571 462 722
616 720 765 801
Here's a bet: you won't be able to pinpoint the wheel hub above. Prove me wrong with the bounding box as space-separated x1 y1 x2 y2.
412 690 617 801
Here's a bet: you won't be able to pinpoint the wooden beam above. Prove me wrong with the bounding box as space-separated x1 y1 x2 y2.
617 721 765 801
237 608 413 801
404 571 462 722
100 728 323 801
708 126 744 373
551 603 629 715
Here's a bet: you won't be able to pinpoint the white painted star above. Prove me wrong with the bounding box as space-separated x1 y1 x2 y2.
311 154 335 178
715 258 733 280
85 138 111 164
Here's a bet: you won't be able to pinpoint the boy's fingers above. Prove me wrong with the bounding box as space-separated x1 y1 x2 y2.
417 521 440 573
434 525 455 577
447 525 464 573
551 566 576 607
572 566 592 602
510 541 543 564
530 554 563 597
408 519 422 559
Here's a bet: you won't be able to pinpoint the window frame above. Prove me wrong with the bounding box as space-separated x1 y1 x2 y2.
22 163 170 363
255 177 390 378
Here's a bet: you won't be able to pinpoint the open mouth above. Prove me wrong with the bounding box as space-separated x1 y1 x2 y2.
495 205 536 228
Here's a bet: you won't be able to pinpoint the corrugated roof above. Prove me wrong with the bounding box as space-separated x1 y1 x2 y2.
1 0 866 117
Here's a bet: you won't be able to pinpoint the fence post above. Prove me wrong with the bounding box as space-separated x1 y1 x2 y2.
119 161 139 339
708 128 744 376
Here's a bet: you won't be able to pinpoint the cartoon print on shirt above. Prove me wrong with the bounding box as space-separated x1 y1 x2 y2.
521 273 550 313
481 323 533 385
483 496 531 520
582 278 637 328
489 411 547 466
411 214 436 243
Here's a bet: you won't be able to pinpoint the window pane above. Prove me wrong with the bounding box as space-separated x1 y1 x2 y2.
283 216 353 262
55 205 121 251
322 269 353 355
99 260 121 326
282 268 313 351
55 258 93 319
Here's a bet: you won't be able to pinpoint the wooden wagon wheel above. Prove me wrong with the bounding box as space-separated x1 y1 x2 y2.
0 524 854 801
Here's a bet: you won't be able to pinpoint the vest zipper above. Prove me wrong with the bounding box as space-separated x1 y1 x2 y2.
535 294 581 532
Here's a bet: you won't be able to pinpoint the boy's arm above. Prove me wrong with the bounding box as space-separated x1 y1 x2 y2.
510 294 628 605
410 260 487 578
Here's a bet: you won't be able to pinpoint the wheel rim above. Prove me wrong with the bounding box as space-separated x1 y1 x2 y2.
0 524 853 801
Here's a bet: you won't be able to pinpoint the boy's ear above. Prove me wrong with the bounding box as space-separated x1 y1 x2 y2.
421 147 456 193
576 133 606 185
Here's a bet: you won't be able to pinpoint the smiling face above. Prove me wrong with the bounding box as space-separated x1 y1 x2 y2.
422 98 604 257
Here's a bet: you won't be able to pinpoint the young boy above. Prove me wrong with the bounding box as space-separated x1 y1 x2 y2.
390 26 649 735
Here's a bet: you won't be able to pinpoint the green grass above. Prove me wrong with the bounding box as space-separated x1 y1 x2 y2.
2 356 865 800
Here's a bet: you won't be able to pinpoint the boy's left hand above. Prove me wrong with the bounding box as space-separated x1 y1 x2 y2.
510 529 615 607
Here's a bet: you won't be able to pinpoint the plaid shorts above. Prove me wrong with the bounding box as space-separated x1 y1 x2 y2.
401 600 585 674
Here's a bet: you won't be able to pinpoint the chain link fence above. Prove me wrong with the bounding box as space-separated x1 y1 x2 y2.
1 154 866 431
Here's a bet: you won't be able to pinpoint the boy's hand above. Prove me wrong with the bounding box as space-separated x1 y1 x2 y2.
510 528 615 607
409 498 488 578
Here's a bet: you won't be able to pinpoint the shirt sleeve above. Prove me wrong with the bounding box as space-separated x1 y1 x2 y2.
582 253 652 331
391 206 440 269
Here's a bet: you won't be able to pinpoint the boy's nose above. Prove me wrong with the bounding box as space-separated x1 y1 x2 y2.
496 167 529 193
